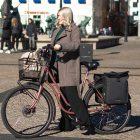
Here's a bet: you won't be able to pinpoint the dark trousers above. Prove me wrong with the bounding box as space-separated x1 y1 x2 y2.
1 37 11 50
59 86 90 131
21 37 29 50
12 34 20 49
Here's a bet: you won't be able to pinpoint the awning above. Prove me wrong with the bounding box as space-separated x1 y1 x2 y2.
33 0 41 3
19 0 27 3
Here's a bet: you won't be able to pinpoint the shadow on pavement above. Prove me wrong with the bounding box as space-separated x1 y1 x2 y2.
0 134 113 140
108 52 120 55
118 115 140 134
94 51 120 57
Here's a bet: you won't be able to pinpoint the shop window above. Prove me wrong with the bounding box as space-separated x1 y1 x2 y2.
133 2 138 7
133 11 138 16
64 0 71 4
33 15 37 18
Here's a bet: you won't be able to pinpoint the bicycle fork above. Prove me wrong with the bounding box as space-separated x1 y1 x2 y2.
30 85 44 108
18 80 44 110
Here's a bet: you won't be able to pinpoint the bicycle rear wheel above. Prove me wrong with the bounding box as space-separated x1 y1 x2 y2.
1 84 55 138
83 84 131 134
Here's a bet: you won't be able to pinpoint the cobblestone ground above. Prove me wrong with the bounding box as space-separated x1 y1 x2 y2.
0 38 140 140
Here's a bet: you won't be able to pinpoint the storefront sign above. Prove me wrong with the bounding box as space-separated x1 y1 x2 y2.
25 11 49 14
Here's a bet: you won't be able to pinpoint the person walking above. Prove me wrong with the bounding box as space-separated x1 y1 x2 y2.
26 18 37 51
0 13 12 54
50 7 94 135
11 18 22 51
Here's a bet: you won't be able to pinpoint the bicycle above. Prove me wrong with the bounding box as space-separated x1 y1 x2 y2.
1 46 131 138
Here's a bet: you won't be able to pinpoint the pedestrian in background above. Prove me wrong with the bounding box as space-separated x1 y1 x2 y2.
11 18 22 51
26 18 37 51
0 13 12 54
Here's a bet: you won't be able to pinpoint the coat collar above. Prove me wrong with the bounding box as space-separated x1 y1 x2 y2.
52 26 67 42
51 22 76 45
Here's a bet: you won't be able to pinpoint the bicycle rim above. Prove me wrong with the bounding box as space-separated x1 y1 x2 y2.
84 85 131 134
90 103 131 134
1 86 52 138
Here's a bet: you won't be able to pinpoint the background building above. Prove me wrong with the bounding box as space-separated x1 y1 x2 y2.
129 0 139 36
0 0 94 34
129 0 139 21
1 0 139 36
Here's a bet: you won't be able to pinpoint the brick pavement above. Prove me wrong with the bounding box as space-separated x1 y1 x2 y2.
0 37 140 140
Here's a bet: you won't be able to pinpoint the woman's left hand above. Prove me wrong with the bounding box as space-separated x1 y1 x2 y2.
54 44 61 51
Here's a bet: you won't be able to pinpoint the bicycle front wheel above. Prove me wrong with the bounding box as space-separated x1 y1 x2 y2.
83 84 131 134
1 84 55 138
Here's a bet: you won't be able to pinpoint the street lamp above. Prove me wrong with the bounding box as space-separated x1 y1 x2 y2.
124 0 128 42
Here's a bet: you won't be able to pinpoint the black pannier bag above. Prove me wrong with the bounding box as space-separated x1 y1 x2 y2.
94 71 129 104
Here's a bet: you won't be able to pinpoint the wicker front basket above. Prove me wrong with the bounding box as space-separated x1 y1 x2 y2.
18 58 42 81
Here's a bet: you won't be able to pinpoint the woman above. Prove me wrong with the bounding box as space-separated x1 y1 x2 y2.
50 7 94 135
26 18 37 50
11 18 22 51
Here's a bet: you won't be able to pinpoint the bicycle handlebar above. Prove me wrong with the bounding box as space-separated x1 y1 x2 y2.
42 44 54 50
36 44 53 60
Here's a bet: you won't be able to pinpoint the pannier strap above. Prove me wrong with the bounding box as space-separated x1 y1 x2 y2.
104 71 129 78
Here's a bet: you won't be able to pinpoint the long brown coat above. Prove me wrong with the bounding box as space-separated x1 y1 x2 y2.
51 23 81 87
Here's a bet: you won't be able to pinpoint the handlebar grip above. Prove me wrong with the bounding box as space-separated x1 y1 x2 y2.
42 44 53 50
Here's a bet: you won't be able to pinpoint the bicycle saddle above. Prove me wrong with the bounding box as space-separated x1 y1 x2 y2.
81 61 99 70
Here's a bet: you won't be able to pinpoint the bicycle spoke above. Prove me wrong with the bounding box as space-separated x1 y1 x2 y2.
13 116 24 128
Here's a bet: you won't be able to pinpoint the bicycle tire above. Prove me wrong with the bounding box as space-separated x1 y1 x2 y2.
1 83 56 138
83 83 131 134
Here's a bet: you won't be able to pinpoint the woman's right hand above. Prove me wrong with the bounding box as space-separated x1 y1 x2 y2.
54 44 62 51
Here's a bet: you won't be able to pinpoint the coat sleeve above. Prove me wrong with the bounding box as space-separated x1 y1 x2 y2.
3 20 11 30
60 26 81 52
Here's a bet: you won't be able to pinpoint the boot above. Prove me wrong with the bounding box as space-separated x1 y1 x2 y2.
59 116 75 132
82 124 95 135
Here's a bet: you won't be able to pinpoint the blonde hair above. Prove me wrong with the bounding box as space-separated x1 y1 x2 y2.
56 7 73 30
11 18 18 26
